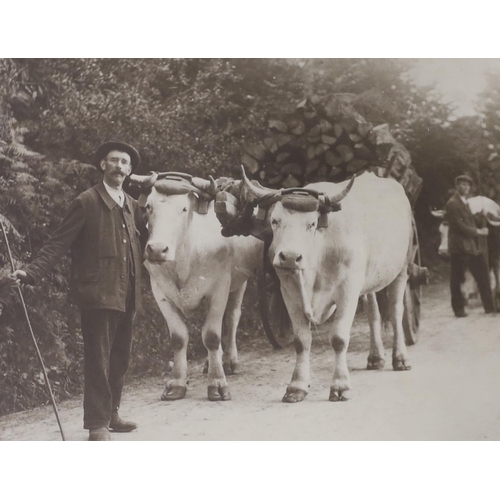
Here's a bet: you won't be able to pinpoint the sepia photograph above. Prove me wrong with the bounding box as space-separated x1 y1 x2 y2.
2 56 500 443
1 3 499 497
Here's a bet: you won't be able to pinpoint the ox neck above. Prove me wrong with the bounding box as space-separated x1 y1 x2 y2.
170 216 210 285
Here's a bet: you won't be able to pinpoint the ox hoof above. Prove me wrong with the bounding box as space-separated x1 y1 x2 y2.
329 389 348 402
223 361 240 375
161 386 187 401
392 359 411 371
203 360 209 374
208 385 231 401
282 388 307 403
367 358 385 370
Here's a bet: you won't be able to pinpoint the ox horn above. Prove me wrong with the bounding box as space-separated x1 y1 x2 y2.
486 213 500 227
129 172 159 190
326 175 356 205
430 209 445 219
192 175 218 196
240 166 278 203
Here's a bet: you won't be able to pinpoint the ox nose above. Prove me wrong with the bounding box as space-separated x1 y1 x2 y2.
277 250 303 268
146 242 169 261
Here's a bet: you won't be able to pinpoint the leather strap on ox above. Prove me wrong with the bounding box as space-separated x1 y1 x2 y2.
129 171 216 215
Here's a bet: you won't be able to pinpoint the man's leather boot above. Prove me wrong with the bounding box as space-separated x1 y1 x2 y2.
89 427 111 441
109 410 137 433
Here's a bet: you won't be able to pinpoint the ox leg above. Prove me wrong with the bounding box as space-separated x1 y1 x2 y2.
221 282 247 375
365 293 386 370
279 298 312 403
387 272 411 371
158 303 190 401
150 280 189 401
328 291 359 402
203 291 231 402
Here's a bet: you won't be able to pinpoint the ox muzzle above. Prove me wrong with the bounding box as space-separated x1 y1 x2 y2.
145 240 174 263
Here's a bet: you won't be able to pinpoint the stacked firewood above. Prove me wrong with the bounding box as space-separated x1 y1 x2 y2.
241 93 422 207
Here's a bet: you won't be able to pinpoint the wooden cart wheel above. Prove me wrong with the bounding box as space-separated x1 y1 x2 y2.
257 244 294 349
403 217 422 346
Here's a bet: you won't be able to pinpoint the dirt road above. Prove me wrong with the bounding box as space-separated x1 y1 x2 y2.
1 280 499 441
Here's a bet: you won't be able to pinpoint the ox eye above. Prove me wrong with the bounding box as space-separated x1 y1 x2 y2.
182 207 188 213
271 218 278 226
309 221 317 229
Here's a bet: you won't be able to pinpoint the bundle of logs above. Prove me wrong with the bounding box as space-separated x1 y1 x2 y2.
241 93 423 207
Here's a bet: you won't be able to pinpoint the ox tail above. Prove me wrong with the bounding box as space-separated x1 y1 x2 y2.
407 214 429 288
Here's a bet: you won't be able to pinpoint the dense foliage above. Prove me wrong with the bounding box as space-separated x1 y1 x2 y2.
1 58 495 415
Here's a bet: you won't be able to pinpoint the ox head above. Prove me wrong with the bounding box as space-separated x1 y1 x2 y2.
467 196 500 226
237 167 355 271
129 172 217 263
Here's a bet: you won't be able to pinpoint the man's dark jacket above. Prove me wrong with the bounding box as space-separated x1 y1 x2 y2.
25 183 144 312
444 192 480 256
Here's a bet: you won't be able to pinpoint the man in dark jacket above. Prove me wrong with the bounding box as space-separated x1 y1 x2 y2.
445 174 494 317
11 141 145 441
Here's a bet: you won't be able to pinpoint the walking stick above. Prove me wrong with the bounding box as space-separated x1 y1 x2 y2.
0 219 66 441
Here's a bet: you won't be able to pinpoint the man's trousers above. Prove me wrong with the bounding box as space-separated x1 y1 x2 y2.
450 253 494 315
80 293 135 430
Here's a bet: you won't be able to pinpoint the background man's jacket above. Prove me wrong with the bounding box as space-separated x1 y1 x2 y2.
445 192 480 256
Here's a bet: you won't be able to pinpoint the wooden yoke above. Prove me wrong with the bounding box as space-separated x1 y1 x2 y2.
130 171 218 215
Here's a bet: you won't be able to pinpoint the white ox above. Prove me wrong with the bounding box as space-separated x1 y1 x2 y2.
233 170 414 402
431 195 500 299
130 173 262 402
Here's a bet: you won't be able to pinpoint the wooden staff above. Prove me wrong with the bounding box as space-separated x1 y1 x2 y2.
0 219 66 441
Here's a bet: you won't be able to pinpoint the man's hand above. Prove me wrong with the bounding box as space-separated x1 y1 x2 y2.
477 227 489 236
9 270 32 286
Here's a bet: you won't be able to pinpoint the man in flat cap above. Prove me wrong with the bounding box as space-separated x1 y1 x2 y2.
444 174 494 317
11 141 145 440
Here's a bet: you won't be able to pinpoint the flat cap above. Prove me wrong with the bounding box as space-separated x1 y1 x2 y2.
455 174 473 185
94 141 141 172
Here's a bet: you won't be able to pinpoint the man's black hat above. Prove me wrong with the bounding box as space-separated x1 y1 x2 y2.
94 141 141 172
455 174 473 186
